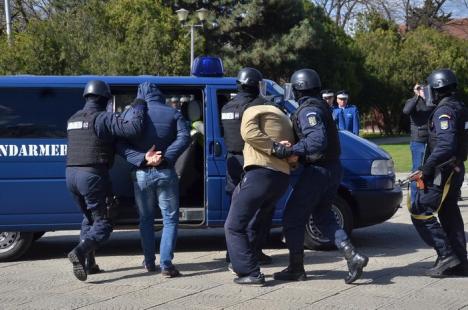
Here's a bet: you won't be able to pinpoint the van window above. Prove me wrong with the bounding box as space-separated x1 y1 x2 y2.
0 87 83 138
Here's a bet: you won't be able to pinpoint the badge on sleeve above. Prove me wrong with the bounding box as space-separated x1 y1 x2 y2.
308 115 317 126
306 111 318 127
440 120 449 130
438 114 450 130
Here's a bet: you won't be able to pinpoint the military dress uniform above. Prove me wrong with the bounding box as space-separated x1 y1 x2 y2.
332 104 360 135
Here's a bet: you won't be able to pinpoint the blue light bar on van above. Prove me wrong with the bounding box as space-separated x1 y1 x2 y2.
192 56 224 77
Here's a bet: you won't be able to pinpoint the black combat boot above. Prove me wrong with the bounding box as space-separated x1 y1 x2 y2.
86 250 103 274
273 253 306 281
450 261 468 277
426 254 460 278
67 239 96 281
337 240 368 284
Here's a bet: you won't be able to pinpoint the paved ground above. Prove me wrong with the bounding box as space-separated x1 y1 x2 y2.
1 184 467 310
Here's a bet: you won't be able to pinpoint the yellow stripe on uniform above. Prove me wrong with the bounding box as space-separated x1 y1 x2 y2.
407 172 454 220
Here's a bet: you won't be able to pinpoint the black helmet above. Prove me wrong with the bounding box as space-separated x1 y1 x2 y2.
290 69 321 91
83 80 112 99
427 69 458 90
237 67 263 87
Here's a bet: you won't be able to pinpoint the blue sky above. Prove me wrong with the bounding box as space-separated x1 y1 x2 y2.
443 0 468 18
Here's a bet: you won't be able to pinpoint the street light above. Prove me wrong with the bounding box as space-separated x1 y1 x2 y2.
4 0 12 45
176 8 210 73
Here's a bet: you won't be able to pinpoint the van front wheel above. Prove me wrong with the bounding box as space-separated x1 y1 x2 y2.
0 232 33 261
304 197 353 250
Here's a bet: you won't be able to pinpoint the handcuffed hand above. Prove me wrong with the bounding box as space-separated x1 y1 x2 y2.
272 141 293 159
410 169 425 189
145 145 163 167
409 170 423 181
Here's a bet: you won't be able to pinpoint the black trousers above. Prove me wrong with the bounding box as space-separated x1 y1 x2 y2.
66 167 113 247
224 167 289 276
283 162 347 255
411 165 467 262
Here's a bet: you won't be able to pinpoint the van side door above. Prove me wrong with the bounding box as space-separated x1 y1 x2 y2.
205 85 237 224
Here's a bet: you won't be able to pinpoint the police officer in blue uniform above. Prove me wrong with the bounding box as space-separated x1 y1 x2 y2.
332 90 360 135
66 80 147 281
271 69 368 284
221 67 273 265
410 69 468 277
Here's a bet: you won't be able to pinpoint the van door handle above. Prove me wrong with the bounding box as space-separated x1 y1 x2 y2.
210 141 222 157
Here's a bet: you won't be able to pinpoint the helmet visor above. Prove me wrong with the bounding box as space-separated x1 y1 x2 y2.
423 85 435 107
259 80 267 97
106 96 115 112
283 83 295 101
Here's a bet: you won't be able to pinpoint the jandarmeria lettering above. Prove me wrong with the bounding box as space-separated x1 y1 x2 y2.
0 144 67 157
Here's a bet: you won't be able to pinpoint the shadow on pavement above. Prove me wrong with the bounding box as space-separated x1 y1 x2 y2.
19 220 468 283
24 221 467 260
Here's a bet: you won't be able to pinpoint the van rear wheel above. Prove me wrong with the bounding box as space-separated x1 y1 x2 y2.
0 232 33 261
304 197 353 250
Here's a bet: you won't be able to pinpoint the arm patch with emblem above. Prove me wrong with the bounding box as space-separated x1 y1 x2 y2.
438 114 451 130
306 111 318 127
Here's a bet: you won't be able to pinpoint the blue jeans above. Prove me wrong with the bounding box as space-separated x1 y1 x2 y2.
133 167 179 270
410 141 426 204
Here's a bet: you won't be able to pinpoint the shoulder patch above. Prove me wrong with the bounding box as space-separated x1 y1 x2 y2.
440 120 449 130
308 115 317 126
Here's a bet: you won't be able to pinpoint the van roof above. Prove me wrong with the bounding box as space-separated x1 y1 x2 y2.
0 75 238 86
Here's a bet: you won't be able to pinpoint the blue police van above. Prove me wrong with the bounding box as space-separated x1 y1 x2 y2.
0 60 402 261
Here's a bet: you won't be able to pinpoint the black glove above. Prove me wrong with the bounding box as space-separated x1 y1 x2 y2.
419 165 434 179
131 98 147 111
271 142 293 159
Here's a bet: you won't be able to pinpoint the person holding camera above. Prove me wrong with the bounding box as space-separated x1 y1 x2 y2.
402 83 434 204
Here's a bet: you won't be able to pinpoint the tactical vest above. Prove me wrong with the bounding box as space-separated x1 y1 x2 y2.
66 110 114 167
427 96 468 162
292 97 341 164
221 95 267 153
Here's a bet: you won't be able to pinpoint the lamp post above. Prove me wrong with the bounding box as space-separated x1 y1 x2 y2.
176 8 209 72
4 0 12 45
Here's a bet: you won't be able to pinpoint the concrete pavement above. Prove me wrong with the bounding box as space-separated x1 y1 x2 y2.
0 187 467 309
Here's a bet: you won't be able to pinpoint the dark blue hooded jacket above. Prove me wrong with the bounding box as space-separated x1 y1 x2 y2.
118 82 190 167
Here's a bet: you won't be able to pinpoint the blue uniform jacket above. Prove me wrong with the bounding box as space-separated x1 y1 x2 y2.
292 96 328 157
118 82 191 167
85 99 145 142
332 105 360 135
422 96 463 176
